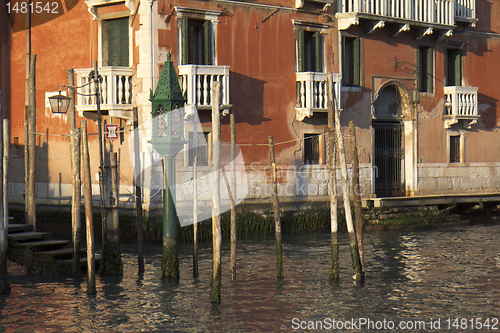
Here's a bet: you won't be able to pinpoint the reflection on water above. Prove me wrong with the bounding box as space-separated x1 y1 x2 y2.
1 224 499 332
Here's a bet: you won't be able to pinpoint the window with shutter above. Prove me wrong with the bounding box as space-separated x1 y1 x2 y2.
181 18 213 65
102 17 129 67
304 133 320 165
450 135 461 163
446 48 462 87
418 46 433 93
296 30 323 72
342 36 360 87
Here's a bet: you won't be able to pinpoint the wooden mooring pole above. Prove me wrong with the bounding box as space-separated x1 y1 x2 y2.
211 81 222 303
349 121 364 274
268 136 283 280
0 92 9 294
334 103 363 282
26 54 36 231
81 121 96 295
327 75 339 281
68 69 82 277
133 107 144 275
101 152 122 275
229 112 237 280
72 128 81 276
193 152 199 278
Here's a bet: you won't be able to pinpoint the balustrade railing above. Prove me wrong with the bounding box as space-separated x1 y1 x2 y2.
455 0 475 21
296 72 341 121
339 0 461 26
444 86 478 117
178 65 230 113
75 67 133 113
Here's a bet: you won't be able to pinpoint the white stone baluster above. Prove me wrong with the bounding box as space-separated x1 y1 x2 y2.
125 76 131 104
196 74 202 106
300 81 305 108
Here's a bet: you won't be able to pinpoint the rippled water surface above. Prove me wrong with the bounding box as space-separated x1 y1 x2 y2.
1 223 500 332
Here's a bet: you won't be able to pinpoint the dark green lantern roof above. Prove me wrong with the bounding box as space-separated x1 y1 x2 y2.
150 53 186 116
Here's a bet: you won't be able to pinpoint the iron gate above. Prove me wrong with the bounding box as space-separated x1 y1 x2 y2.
373 122 404 197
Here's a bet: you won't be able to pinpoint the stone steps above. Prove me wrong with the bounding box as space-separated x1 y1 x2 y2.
7 222 99 275
8 231 50 243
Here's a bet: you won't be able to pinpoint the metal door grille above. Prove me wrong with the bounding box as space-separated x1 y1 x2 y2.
373 122 404 197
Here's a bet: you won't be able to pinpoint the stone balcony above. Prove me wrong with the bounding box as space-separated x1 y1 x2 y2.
443 86 479 129
295 72 341 121
178 65 231 117
75 67 133 121
336 0 477 38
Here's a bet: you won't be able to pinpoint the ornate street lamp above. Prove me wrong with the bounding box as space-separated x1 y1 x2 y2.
149 53 187 279
48 92 71 113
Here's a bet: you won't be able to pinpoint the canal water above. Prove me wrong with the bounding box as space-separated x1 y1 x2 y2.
1 223 499 332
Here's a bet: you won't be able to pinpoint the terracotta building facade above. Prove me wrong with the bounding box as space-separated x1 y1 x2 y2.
1 0 500 211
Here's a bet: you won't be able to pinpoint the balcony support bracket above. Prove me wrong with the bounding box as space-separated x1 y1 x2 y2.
337 16 360 30
435 29 453 42
391 24 410 38
365 20 385 34
414 27 433 40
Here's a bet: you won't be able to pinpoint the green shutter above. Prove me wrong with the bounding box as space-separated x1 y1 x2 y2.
107 17 129 67
341 36 347 85
353 37 360 86
426 47 433 92
181 17 188 65
298 29 305 72
313 31 322 72
449 49 461 86
203 20 212 65
418 46 433 92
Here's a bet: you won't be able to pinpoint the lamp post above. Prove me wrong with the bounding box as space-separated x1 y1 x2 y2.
149 53 187 279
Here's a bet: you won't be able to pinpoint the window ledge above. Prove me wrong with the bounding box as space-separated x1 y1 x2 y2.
85 0 135 19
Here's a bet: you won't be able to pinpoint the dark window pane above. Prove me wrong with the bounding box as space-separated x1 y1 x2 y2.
103 17 129 67
418 46 433 93
182 19 213 65
297 30 322 72
450 135 460 163
446 49 461 87
304 133 320 165
342 37 360 86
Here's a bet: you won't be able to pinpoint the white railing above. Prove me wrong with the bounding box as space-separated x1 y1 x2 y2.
178 65 230 112
339 0 456 26
444 86 478 117
75 67 133 114
455 0 475 21
296 72 341 121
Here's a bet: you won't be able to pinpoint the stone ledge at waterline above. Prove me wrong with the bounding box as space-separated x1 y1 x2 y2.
8 203 493 247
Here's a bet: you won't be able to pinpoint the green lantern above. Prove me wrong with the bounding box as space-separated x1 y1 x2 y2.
149 53 187 279
149 52 187 157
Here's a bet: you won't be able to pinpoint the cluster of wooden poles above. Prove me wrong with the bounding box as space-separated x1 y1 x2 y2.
267 74 364 283
186 75 364 304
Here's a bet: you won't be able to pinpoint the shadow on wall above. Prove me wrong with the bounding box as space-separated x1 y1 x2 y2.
478 92 499 130
5 0 80 33
474 0 492 33
229 71 271 126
